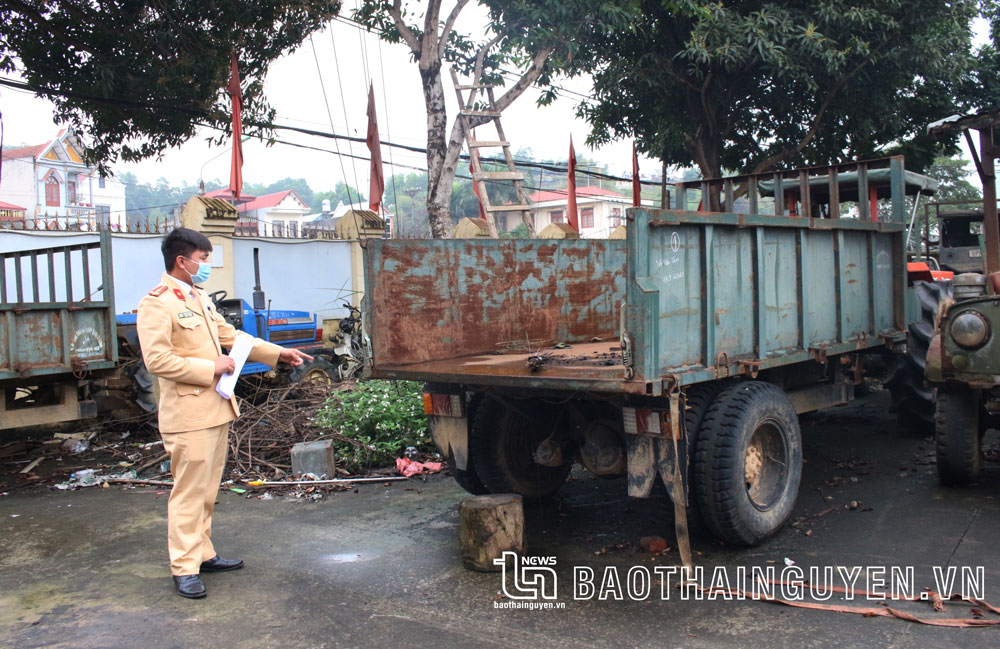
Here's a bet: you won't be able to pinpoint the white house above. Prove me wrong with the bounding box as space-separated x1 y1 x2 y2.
526 186 632 239
0 127 126 229
211 189 311 237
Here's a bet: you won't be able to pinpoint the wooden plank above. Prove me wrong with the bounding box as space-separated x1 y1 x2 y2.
468 140 509 148
460 110 501 118
473 172 523 181
485 204 531 212
19 456 44 474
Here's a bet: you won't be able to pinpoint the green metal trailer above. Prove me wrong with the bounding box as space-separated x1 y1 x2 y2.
363 156 934 548
0 231 118 431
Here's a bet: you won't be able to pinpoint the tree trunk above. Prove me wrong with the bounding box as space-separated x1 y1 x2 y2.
458 494 525 572
421 65 457 239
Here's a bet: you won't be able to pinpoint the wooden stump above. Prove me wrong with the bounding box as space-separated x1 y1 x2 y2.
458 494 524 572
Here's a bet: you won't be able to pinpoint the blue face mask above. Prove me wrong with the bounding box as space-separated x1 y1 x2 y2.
183 257 212 284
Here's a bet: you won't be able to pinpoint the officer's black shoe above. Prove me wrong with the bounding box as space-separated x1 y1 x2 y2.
173 575 206 599
200 555 244 573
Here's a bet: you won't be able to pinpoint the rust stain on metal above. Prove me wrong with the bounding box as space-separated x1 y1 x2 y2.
369 240 626 367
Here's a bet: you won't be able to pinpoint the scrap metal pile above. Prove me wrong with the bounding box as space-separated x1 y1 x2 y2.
1 382 359 491
226 380 357 479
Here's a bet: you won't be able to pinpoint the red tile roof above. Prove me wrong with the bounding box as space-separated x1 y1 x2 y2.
528 185 624 203
237 190 308 213
0 201 27 211
2 142 50 160
204 188 256 203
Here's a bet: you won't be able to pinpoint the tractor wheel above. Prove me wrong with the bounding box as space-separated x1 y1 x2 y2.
289 357 336 387
935 387 982 486
469 397 571 499
694 381 803 546
886 280 953 431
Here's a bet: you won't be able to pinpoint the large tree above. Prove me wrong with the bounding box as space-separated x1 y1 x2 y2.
575 0 982 180
354 0 632 237
0 1 340 172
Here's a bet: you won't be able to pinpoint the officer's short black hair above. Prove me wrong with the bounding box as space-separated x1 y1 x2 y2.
161 228 213 271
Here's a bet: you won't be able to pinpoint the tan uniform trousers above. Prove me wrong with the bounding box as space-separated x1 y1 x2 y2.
161 422 230 576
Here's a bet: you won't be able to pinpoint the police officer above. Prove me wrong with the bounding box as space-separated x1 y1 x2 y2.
137 228 312 598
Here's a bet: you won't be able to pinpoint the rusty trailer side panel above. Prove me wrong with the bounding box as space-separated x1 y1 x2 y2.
364 238 626 366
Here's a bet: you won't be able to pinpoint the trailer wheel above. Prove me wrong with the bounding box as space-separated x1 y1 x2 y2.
886 280 952 431
470 398 570 499
935 387 981 486
679 383 728 535
448 394 488 495
694 381 802 546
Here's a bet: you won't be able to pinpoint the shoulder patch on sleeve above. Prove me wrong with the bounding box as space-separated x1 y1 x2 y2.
148 285 168 297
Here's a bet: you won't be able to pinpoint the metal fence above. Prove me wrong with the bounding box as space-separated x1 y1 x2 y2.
0 214 351 239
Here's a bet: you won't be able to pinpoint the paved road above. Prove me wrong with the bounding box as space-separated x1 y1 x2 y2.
2 390 999 649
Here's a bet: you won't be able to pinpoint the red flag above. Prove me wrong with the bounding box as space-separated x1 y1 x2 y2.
366 83 385 213
226 53 244 201
632 142 641 208
469 129 487 221
567 136 579 231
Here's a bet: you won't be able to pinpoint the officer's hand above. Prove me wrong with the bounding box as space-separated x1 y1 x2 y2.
278 348 313 367
214 355 237 377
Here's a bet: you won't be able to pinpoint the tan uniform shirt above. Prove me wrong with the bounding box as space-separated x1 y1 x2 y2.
137 273 283 433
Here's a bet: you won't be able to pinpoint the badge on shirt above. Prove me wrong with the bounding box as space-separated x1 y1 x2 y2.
177 310 197 319
173 288 186 300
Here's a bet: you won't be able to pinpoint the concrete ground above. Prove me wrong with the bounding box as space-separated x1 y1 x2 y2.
2 390 1000 649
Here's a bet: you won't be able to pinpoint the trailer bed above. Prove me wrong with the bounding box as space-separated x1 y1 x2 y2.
365 158 925 395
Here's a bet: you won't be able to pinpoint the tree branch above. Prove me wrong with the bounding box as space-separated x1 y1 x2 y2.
471 33 503 85
388 0 420 55
491 46 554 113
438 0 471 59
748 48 888 175
421 0 443 65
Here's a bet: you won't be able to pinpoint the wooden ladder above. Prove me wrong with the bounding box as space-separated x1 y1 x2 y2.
450 68 533 237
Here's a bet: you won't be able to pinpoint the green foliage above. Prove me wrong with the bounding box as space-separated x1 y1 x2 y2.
312 182 367 212
243 177 317 209
315 381 430 472
1 1 340 172
500 222 531 238
121 173 217 223
574 0 980 177
926 156 982 203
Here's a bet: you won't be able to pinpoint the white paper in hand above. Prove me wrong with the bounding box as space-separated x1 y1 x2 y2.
216 336 254 399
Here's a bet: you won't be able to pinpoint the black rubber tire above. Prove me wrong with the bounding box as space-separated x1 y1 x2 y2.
886 280 953 431
448 394 488 495
694 381 803 546
289 357 336 385
469 397 571 499
680 382 728 536
935 387 982 486
449 455 489 495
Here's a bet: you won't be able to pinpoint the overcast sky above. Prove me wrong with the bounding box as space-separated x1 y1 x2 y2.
1 11 643 195
0 9 989 194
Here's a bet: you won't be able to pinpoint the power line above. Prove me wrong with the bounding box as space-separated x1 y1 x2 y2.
0 75 660 187
307 35 357 209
